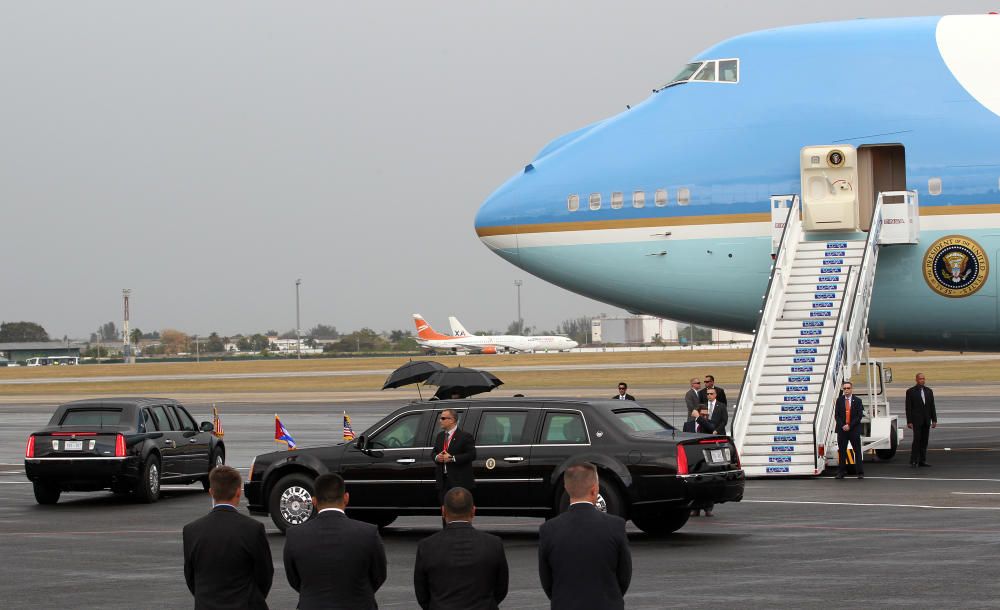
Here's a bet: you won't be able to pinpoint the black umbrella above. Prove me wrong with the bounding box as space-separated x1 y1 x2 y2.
424 366 504 398
382 360 447 400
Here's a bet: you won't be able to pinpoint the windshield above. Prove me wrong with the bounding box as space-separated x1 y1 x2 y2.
665 62 702 87
612 409 673 432
660 58 739 90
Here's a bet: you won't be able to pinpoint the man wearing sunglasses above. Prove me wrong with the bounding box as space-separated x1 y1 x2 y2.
433 409 477 504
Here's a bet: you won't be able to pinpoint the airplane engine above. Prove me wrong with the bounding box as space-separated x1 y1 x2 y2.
481 346 498 354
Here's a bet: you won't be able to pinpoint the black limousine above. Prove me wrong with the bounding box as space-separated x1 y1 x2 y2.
24 398 225 505
245 398 744 535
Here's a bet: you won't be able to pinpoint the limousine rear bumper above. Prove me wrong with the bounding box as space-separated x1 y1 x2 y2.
679 469 745 504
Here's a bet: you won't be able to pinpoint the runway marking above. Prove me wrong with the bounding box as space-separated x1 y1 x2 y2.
952 492 1000 495
743 499 1000 510
684 521 1000 535
848 476 1000 482
0 481 30 484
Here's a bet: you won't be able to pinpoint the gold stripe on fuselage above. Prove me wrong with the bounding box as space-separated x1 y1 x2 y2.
474 203 1000 237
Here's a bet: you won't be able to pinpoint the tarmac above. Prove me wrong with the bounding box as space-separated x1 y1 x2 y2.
2 396 999 608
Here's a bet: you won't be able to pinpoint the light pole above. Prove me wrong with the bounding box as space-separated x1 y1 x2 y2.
295 278 302 359
514 280 523 335
194 334 200 363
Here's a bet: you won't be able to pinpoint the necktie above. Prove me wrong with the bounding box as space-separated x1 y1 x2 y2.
921 388 925 404
845 399 851 427
443 431 452 453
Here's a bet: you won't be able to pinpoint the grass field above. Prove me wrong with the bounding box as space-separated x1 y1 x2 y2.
0 348 998 396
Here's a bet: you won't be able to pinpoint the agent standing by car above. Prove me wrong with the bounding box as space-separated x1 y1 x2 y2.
905 372 937 467
433 409 476 504
183 465 273 609
538 462 631 610
283 473 387 610
613 383 635 401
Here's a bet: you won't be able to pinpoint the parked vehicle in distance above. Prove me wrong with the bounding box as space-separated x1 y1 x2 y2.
24 398 225 505
245 398 744 536
25 356 79 366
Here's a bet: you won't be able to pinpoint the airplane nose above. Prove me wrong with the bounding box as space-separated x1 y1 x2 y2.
474 174 523 262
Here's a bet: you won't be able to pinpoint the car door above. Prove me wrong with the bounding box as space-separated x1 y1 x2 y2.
529 409 592 506
470 406 544 509
148 404 186 479
171 405 211 476
339 409 437 509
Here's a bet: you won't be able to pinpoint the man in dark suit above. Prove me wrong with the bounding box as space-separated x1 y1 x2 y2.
183 465 273 610
697 374 728 406
433 408 476 503
834 381 865 480
283 473 387 610
612 382 635 401
704 388 729 435
905 372 938 467
684 378 701 413
538 462 631 610
413 487 508 610
682 407 715 434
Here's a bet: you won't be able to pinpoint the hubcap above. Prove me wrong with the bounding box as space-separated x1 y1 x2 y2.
595 493 608 513
215 454 224 467
279 485 313 525
149 464 160 495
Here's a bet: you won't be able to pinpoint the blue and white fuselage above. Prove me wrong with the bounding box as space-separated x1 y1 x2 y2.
474 15 1000 351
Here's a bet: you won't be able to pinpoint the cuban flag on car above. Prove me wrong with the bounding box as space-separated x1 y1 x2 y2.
274 414 297 450
343 411 356 442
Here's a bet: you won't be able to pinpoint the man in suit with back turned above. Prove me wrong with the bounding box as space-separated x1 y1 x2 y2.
433 408 476 504
183 465 273 610
905 372 938 467
413 487 509 610
538 462 632 610
834 381 865 480
283 473 387 610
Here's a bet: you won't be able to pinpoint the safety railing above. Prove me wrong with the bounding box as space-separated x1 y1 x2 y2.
733 195 801 450
846 199 883 375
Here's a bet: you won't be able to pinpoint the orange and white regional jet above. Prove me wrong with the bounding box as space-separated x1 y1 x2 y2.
412 314 578 354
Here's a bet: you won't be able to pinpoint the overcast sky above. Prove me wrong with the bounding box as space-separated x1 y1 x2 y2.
2 1 994 339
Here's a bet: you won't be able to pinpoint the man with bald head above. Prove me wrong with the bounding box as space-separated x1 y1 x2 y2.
538 462 632 610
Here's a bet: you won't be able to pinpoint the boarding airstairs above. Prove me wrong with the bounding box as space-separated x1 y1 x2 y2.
732 191 919 477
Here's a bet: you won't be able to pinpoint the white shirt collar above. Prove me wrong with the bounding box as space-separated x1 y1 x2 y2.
569 500 595 507
319 507 345 514
213 503 237 510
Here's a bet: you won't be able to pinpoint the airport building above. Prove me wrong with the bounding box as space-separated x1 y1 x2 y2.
0 342 83 364
590 315 752 345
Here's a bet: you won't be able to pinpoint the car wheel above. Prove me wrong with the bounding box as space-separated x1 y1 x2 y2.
631 506 690 536
202 449 225 490
556 476 625 518
348 510 398 529
33 481 61 505
875 421 899 460
269 473 317 532
134 456 161 503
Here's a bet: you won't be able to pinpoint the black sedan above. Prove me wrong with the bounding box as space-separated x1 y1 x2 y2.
245 398 744 535
24 398 225 504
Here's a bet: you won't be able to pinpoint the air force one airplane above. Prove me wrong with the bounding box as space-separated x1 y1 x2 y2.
474 14 1000 352
412 314 578 354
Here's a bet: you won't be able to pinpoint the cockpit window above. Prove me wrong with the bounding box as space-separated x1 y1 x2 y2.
661 58 739 89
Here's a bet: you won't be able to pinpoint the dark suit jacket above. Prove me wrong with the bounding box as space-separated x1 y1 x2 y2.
698 386 728 405
433 428 476 491
283 509 387 610
834 395 864 433
183 505 273 610
538 503 631 610
611 393 635 401
705 400 728 435
905 384 937 425
414 521 508 610
682 416 716 434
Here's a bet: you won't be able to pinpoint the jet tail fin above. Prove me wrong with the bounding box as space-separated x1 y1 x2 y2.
448 316 471 337
413 314 453 340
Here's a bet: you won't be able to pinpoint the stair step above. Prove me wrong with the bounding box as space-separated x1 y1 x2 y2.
740 454 817 466
772 327 835 338
743 432 815 444
747 413 816 424
782 301 842 312
768 336 833 347
740 443 814 455
748 423 812 434
757 384 823 395
786 283 846 293
797 241 865 252
743 464 820 477
783 292 845 303
759 373 823 385
747 404 819 415
790 265 851 276
773 319 835 329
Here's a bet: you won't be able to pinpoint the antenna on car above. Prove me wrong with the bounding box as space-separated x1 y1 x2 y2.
671 398 676 439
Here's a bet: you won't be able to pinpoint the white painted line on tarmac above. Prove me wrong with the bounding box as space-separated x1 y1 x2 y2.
0 481 30 484
952 492 1000 496
851 476 1000 482
743 499 1000 510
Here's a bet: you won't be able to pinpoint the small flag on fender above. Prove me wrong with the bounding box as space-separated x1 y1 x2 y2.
343 411 355 442
275 414 297 450
212 405 225 438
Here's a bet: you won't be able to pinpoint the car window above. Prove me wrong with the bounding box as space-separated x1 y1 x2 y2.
151 405 177 431
59 408 123 427
540 412 588 444
477 411 530 445
613 409 674 432
370 413 423 449
171 406 197 431
141 408 158 432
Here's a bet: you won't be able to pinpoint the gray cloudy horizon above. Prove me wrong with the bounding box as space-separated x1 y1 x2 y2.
2 1 992 340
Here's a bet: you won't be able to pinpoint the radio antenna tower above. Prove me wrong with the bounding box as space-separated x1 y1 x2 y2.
123 289 133 364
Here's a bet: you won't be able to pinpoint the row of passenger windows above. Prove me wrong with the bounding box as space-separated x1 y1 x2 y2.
567 188 692 212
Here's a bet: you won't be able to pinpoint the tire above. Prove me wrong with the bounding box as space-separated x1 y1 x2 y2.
202 449 225 490
348 510 398 529
631 506 690 536
268 473 317 532
134 456 161 503
556 475 626 518
875 421 899 460
33 481 61 505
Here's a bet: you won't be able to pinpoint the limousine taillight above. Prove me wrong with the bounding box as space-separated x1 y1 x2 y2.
25 435 35 458
115 433 126 457
676 444 689 475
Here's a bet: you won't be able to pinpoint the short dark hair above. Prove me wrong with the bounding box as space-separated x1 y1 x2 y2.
209 465 241 501
564 462 598 498
704 375 715 382
314 473 346 504
843 381 853 388
618 382 627 389
443 486 474 517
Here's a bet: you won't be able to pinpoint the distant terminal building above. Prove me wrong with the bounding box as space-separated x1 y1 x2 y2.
590 316 752 345
0 342 83 364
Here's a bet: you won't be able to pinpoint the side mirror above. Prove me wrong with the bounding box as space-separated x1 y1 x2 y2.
354 434 367 451
200 421 214 432
884 368 893 384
